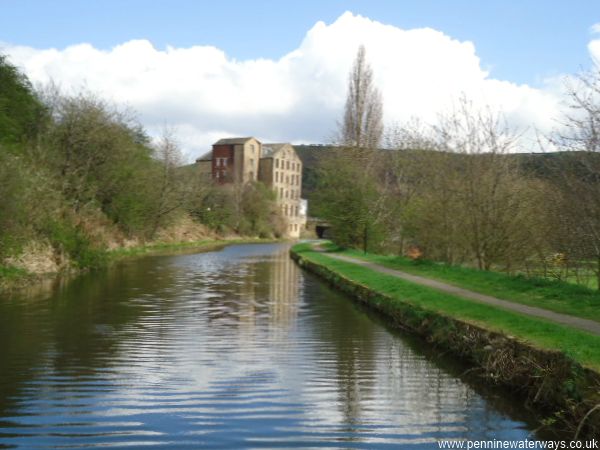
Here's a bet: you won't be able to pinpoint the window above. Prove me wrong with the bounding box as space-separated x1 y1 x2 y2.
249 171 254 179
275 159 279 168
280 187 283 197
285 190 288 199
275 172 278 183
250 144 255 153
286 161 290 170
250 158 254 167
215 157 228 167
295 206 299 217
286 176 289 184
284 205 288 216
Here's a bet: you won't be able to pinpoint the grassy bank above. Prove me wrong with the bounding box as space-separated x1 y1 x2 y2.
322 243 600 323
295 243 600 370
291 242 600 436
0 265 35 290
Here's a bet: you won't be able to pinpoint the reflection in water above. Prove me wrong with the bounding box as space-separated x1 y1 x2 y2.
0 243 540 448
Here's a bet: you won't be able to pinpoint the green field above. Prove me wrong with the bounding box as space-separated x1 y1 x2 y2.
293 242 600 371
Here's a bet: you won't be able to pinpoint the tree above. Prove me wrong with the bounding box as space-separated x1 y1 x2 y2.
147 128 187 238
313 150 384 250
341 45 384 151
0 54 48 145
387 98 543 271
544 66 600 288
316 45 386 252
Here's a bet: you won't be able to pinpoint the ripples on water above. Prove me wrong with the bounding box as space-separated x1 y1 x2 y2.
0 243 539 448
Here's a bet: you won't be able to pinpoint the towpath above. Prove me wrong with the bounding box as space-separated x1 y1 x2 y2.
320 251 600 336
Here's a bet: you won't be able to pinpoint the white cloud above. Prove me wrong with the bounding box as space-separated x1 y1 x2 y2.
591 23 600 34
0 11 590 158
589 38 600 66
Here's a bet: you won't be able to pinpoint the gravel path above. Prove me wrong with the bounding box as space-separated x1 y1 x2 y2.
323 252 600 336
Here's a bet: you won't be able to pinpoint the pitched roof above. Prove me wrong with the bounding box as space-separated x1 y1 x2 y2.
195 151 212 162
213 137 258 145
261 143 292 158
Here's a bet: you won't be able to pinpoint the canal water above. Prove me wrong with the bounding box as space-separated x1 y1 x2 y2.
0 243 542 448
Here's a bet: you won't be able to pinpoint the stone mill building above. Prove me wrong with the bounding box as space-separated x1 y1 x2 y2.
196 137 307 238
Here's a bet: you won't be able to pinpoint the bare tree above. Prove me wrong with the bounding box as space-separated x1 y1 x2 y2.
545 66 600 288
434 98 538 270
341 45 384 152
389 97 542 270
149 127 186 238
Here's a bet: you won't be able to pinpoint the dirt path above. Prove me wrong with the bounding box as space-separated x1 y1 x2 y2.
323 252 600 336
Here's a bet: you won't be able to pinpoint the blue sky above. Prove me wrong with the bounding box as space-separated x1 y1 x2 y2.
1 1 599 155
2 0 599 86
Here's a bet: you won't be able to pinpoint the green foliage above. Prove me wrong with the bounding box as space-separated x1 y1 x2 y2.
239 181 280 237
0 55 47 145
188 181 283 237
312 148 385 251
44 220 107 269
0 265 28 281
0 54 287 281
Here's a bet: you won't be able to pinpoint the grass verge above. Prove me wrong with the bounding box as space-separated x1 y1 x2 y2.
320 243 600 324
293 242 600 371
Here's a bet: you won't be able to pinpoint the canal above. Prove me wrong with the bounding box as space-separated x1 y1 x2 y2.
0 243 543 448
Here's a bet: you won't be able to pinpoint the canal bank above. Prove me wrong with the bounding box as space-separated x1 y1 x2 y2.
290 243 600 438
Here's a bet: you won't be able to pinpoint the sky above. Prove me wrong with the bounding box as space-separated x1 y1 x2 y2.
1 1 599 158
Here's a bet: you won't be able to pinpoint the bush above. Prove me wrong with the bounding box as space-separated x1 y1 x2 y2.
45 221 107 270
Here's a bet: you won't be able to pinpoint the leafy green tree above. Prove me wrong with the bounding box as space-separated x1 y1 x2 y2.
0 54 47 146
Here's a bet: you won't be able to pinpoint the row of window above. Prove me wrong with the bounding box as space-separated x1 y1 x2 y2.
274 171 300 186
278 187 300 200
288 223 299 233
275 158 300 172
216 157 298 177
282 204 300 217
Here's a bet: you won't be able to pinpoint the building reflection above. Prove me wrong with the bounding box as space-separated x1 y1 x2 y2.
200 244 301 334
